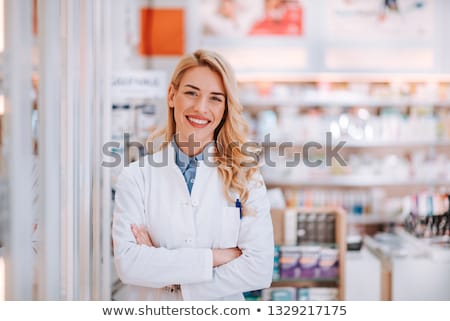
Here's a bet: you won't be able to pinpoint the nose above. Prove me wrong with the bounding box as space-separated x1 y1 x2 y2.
193 97 208 114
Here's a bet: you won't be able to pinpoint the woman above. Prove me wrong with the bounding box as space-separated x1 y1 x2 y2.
113 49 274 300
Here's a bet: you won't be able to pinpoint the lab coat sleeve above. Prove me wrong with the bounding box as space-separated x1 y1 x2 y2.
181 171 274 300
113 163 213 288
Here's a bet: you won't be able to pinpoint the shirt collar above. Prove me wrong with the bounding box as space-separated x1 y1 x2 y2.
171 138 212 172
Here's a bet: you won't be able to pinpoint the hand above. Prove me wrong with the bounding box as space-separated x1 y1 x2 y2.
131 224 155 247
212 247 242 267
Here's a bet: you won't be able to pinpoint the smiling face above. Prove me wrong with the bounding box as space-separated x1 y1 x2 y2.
168 66 226 155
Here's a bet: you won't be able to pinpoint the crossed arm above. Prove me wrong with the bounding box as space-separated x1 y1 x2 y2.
130 224 242 267
114 166 274 299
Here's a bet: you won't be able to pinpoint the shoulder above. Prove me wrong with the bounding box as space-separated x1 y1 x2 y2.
116 153 154 185
118 147 170 180
116 160 144 190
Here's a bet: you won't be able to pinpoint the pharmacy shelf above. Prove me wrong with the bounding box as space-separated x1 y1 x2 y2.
241 97 450 109
271 208 346 300
271 279 339 288
338 141 450 148
237 72 450 83
261 140 450 148
347 215 403 225
266 178 450 188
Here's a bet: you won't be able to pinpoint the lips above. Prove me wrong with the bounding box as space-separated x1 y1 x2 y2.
186 115 211 128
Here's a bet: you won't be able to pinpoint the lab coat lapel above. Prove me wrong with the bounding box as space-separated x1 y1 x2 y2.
165 143 192 197
165 142 216 200
191 161 214 200
190 143 216 201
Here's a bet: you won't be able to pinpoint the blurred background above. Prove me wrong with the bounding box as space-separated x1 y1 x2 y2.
0 0 450 301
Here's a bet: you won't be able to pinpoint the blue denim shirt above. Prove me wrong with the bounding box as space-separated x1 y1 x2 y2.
172 140 212 194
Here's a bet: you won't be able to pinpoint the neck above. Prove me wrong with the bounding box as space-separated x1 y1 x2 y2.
175 138 210 157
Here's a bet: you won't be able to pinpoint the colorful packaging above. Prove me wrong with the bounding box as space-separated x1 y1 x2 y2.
318 248 339 279
273 245 281 280
270 287 297 301
279 246 301 279
298 246 321 279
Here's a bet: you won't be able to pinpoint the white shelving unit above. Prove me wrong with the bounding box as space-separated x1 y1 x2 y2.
346 215 403 225
241 98 450 109
240 75 450 229
263 140 450 148
266 178 450 188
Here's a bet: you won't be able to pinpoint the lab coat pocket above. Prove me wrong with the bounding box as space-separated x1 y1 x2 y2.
220 207 241 248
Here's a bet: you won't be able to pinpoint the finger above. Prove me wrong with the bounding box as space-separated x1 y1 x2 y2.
131 224 141 241
131 224 146 245
130 224 138 237
142 234 153 246
138 225 154 246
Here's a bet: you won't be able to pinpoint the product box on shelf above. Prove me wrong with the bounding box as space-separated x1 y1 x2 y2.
270 207 346 300
279 245 339 280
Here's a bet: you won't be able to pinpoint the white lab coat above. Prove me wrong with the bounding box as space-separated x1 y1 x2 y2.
113 144 274 300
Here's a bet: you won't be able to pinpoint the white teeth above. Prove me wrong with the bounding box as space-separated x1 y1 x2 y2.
188 117 208 125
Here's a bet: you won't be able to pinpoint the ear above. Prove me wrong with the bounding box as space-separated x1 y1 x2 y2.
168 84 175 109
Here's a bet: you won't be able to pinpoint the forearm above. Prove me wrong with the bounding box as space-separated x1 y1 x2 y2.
181 246 274 300
182 205 275 300
212 248 242 267
115 245 213 288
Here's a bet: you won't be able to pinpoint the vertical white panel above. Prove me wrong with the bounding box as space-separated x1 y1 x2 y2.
60 0 111 300
78 0 93 300
37 0 61 300
92 0 112 300
91 0 102 300
185 0 199 53
0 0 4 52
101 0 112 299
60 0 79 300
441 0 450 72
4 0 34 300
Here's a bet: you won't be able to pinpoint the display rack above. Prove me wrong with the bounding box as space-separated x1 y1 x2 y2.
268 207 346 301
266 179 450 188
240 75 450 227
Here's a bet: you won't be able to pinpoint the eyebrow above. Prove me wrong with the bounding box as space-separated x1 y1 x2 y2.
184 84 225 97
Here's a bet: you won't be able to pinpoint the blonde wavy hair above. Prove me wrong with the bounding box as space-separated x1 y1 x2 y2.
149 49 260 203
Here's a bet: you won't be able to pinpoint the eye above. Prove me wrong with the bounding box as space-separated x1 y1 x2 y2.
184 91 198 96
210 96 223 103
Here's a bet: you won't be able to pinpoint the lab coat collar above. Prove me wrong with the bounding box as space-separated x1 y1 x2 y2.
167 141 217 169
171 140 215 172
157 143 215 200
148 143 219 204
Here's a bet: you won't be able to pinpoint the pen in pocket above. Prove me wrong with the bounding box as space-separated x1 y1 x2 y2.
235 198 242 219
